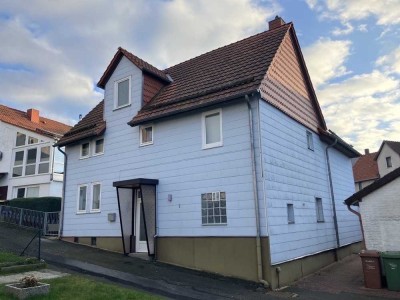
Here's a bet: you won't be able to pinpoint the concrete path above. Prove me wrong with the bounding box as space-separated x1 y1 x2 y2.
0 222 398 299
0 270 68 284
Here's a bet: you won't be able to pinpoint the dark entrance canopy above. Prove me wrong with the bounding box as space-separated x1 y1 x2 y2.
113 178 158 256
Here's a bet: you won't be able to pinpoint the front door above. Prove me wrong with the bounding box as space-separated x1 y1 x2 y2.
135 190 147 253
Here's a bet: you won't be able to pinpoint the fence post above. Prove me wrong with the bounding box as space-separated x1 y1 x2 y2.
43 212 48 236
19 208 24 226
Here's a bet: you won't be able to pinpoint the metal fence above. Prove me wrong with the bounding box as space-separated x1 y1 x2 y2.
0 205 60 236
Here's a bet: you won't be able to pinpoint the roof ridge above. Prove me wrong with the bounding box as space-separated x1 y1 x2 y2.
164 23 292 72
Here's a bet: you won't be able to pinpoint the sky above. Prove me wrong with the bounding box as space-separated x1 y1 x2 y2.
0 0 399 152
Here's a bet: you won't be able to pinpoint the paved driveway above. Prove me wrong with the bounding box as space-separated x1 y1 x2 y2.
0 222 398 299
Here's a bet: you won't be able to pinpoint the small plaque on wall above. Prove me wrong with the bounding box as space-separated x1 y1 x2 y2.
108 213 116 222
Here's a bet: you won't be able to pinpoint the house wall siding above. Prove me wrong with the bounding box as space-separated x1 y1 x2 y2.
360 177 400 251
63 56 257 238
259 100 361 264
377 144 400 177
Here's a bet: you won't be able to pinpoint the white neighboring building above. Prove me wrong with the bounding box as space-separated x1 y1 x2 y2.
345 167 400 252
0 105 71 201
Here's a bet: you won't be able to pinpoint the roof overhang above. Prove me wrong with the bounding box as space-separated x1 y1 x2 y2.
344 166 400 206
113 178 159 189
318 129 360 158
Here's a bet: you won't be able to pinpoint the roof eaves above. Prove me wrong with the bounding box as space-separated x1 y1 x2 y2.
318 129 360 158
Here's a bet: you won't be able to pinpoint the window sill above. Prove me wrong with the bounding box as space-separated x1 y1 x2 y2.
139 142 153 147
76 211 87 215
90 210 101 214
317 220 325 223
92 152 104 157
202 142 223 150
202 223 227 226
79 156 90 160
113 103 131 111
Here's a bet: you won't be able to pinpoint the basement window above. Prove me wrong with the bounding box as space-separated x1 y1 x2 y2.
201 192 227 225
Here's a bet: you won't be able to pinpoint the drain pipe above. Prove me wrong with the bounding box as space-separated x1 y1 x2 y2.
57 146 67 239
246 95 269 288
346 204 366 249
325 137 340 260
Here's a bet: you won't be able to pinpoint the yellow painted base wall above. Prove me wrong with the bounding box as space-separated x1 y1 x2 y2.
61 236 123 253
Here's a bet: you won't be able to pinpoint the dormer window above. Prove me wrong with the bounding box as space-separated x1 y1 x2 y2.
114 76 131 109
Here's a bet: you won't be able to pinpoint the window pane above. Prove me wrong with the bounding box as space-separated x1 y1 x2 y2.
26 187 39 198
141 127 153 144
27 148 37 164
40 146 50 162
79 186 87 211
201 191 226 225
38 163 49 174
13 167 23 177
205 113 221 144
287 204 294 223
316 198 324 222
28 137 39 144
92 184 101 210
14 151 24 166
81 143 89 157
16 132 26 146
17 188 25 198
117 79 129 107
95 139 104 154
25 165 36 176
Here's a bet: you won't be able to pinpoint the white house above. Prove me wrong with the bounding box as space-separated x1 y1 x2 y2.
0 105 71 201
345 167 400 252
57 17 362 288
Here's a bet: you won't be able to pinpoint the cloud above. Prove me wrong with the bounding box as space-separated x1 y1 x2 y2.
376 47 400 75
303 38 352 88
331 22 354 36
307 0 400 26
0 0 280 121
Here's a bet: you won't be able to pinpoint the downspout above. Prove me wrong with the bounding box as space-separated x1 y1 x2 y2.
246 95 269 288
325 138 340 260
346 203 366 249
57 146 67 239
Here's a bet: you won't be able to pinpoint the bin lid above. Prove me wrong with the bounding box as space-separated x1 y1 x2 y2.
381 251 400 259
359 250 380 257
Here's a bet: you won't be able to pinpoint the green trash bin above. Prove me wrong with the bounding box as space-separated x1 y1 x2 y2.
381 251 400 291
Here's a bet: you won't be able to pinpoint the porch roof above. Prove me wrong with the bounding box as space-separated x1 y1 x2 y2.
113 178 159 188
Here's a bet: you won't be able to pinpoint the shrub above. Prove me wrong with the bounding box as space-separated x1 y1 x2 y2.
20 275 39 288
4 197 61 212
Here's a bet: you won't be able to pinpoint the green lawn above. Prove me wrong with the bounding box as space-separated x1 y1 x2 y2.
0 275 161 299
0 251 38 266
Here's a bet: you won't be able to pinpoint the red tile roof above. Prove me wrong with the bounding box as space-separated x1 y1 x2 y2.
353 152 380 182
0 104 71 138
97 47 170 89
129 24 292 126
56 100 105 147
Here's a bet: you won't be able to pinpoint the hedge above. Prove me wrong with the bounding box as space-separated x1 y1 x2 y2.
3 197 61 212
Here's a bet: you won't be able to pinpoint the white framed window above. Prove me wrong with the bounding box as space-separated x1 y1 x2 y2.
16 132 26 147
28 136 39 144
114 76 131 109
140 125 153 146
94 139 104 155
306 131 314 151
287 203 295 224
315 197 324 222
80 142 90 159
15 186 39 198
38 146 50 174
25 148 37 176
91 183 101 212
12 151 24 177
201 191 227 225
202 109 223 149
386 156 392 168
77 184 88 213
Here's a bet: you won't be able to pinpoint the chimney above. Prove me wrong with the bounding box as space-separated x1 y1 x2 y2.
269 15 285 30
27 109 40 123
365 149 370 155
